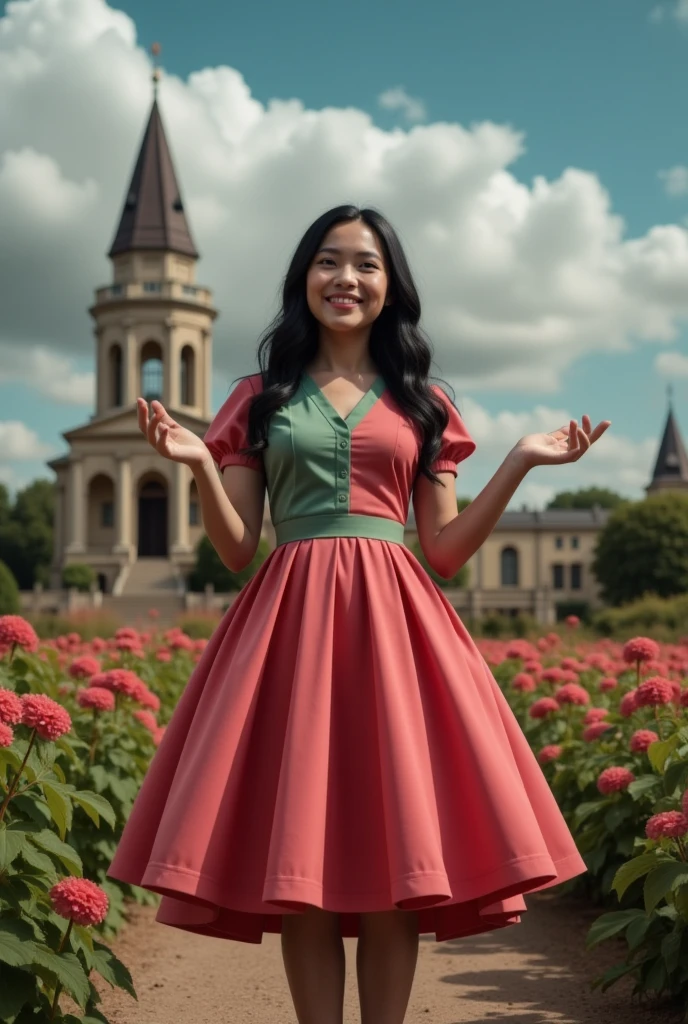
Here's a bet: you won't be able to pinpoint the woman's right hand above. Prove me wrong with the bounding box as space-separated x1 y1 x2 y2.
138 398 212 469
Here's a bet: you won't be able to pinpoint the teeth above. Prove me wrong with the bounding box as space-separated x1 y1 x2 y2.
328 297 359 304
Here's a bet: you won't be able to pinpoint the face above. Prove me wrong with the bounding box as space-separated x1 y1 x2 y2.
306 219 391 333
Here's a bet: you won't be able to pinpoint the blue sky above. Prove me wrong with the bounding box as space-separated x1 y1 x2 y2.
1 0 687 506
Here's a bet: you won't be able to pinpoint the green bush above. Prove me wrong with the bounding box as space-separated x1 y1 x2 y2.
0 557 20 613
175 612 222 638
62 562 96 592
592 592 688 641
408 538 469 588
188 535 270 592
29 611 122 640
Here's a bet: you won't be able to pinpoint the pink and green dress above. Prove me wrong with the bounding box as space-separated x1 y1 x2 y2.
107 372 587 944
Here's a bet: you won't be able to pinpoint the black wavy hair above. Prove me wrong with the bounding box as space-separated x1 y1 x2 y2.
235 204 456 484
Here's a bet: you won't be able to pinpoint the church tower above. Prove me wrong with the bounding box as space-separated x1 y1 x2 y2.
646 390 688 495
49 64 217 596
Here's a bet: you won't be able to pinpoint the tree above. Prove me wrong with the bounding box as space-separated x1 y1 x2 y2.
189 534 270 592
62 563 96 592
0 484 10 528
0 479 55 589
591 492 688 606
547 487 626 510
0 560 20 614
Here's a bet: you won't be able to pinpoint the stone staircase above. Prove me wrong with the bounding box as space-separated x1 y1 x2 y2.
104 558 186 625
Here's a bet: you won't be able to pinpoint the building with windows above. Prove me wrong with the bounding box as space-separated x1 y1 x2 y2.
48 83 688 622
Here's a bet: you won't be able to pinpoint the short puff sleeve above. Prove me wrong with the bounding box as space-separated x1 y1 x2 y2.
429 385 476 477
204 376 263 473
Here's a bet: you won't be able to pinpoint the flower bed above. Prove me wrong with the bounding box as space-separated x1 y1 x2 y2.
1 612 687 1020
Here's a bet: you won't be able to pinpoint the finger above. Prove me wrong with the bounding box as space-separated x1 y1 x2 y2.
137 397 151 436
151 400 175 427
147 406 165 447
588 420 612 443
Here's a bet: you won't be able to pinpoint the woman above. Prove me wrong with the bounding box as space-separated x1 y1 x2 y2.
108 204 609 1024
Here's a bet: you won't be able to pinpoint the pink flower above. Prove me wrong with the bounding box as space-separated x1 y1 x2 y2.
635 677 674 707
619 691 638 718
554 683 590 706
168 633 194 651
529 697 560 719
68 656 101 680
597 766 635 794
49 877 109 926
630 729 659 753
133 709 158 733
114 627 139 642
599 676 618 692
0 687 23 725
680 688 688 708
114 636 140 651
90 637 107 652
541 667 565 685
565 615 580 628
88 670 146 702
505 640 538 661
584 707 609 724
77 687 115 712
512 672 536 692
155 649 171 662
0 615 39 654
148 608 160 619
137 687 160 712
622 637 660 665
645 811 688 840
582 722 613 742
20 694 72 741
538 744 563 764
0 722 14 747
152 725 166 746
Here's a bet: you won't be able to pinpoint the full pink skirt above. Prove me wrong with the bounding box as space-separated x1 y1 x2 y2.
107 537 587 943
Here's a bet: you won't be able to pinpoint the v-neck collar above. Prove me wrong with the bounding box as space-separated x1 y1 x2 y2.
301 373 386 431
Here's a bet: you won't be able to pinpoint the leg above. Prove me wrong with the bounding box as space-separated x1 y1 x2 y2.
356 909 420 1024
281 906 346 1024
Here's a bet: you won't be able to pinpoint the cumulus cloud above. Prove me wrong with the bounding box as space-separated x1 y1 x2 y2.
658 165 688 197
655 350 688 379
377 86 427 123
649 0 688 21
0 421 53 460
1 0 688 409
0 346 94 404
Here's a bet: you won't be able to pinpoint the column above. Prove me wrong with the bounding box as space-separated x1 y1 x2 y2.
171 461 191 554
124 329 137 405
113 456 133 559
65 459 86 555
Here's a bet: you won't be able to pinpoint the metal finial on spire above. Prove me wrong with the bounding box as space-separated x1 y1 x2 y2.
151 42 161 97
667 382 674 408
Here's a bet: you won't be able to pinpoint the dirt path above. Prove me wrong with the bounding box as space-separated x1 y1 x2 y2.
89 892 684 1024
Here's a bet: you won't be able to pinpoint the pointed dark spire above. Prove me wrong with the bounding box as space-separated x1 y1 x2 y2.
649 396 688 487
108 97 198 259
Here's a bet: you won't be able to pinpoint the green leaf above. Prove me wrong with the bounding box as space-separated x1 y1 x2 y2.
571 800 605 827
627 775 663 800
92 940 137 998
647 735 679 774
585 909 647 949
40 782 72 841
31 944 91 1008
0 963 38 1020
660 930 683 974
590 959 640 993
644 862 688 914
0 825 28 871
28 829 82 876
611 852 662 901
662 759 688 797
644 954 667 993
0 747 23 774
71 790 116 830
0 920 39 968
20 841 58 881
625 913 653 950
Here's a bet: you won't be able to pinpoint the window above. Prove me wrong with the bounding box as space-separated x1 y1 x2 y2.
571 563 582 590
101 501 114 528
180 345 195 406
140 341 164 402
555 536 563 549
189 500 200 526
182 285 198 296
571 535 579 549
500 547 519 586
143 281 162 293
109 344 123 407
552 564 564 589
110 284 123 297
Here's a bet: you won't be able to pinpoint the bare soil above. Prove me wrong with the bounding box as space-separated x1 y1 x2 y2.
82 892 686 1024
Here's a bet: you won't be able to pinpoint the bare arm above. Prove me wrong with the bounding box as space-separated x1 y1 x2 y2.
415 413 611 579
139 398 265 574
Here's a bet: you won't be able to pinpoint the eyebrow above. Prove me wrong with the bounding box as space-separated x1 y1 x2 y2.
316 246 382 260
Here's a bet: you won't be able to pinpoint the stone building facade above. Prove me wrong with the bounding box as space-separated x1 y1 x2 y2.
48 87 688 623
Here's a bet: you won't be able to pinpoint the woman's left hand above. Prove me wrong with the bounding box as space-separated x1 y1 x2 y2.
512 414 611 470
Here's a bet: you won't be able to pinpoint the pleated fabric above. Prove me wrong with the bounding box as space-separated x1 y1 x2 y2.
107 536 587 943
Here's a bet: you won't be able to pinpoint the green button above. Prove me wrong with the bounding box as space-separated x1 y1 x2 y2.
338 494 346 502
339 440 347 448
339 469 347 478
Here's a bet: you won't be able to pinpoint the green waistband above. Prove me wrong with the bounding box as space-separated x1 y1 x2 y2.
274 513 406 547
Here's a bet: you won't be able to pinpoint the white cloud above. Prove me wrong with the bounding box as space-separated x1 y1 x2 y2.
650 0 688 21
0 346 94 404
658 165 688 197
655 350 688 378
0 421 53 460
377 86 427 123
0 0 688 404
649 5 665 21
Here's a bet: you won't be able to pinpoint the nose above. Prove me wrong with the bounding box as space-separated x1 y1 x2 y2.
333 263 357 287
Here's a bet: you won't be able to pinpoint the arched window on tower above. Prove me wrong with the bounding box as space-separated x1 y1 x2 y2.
500 546 519 587
109 344 123 407
140 341 164 403
180 345 195 406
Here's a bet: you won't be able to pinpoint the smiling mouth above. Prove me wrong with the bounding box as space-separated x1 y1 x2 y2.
326 297 362 305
